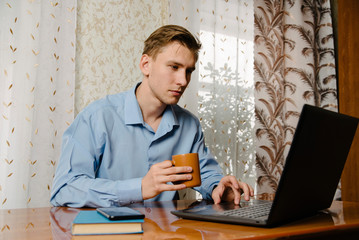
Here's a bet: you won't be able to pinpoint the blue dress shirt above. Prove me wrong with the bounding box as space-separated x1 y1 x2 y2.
50 83 223 207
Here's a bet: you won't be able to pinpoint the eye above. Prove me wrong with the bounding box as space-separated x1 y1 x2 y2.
171 65 179 70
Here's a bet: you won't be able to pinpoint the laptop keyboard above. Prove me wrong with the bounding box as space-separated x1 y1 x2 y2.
220 201 272 219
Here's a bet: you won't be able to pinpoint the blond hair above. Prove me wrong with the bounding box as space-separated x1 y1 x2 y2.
143 25 201 61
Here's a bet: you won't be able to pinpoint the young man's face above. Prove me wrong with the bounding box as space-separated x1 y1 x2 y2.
143 41 196 106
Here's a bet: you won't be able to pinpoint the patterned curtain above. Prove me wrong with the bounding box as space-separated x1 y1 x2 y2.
254 0 337 199
169 0 337 199
0 1 76 209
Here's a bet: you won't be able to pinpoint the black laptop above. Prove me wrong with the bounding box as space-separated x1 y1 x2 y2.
171 104 359 227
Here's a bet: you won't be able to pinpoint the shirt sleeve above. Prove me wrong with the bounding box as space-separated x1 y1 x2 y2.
191 121 224 200
50 110 143 208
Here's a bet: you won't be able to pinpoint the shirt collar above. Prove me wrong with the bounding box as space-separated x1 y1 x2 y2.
124 83 179 127
124 83 144 125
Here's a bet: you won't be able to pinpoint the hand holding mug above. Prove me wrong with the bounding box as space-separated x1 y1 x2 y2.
172 153 201 188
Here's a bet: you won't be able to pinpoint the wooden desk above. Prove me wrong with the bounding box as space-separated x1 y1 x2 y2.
1 200 359 239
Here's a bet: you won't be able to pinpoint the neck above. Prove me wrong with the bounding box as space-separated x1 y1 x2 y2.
136 82 166 132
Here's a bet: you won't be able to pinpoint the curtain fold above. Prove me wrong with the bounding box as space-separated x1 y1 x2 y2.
169 0 337 199
254 0 337 198
0 0 337 208
169 0 257 200
0 0 77 209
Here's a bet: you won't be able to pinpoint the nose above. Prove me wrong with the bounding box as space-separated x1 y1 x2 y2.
176 70 190 87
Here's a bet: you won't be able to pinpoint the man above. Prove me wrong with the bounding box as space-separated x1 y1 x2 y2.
50 25 254 208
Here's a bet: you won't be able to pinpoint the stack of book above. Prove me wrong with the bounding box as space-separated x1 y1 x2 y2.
71 210 144 236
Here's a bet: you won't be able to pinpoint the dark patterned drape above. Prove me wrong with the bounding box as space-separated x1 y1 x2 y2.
254 0 337 198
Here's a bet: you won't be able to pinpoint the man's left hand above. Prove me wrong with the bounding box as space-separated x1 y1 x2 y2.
211 176 254 205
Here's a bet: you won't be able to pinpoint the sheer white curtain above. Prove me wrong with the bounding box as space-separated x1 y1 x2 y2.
169 0 257 199
169 0 337 200
0 1 76 209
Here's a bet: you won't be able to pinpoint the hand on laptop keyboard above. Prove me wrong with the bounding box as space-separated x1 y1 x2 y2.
212 176 254 205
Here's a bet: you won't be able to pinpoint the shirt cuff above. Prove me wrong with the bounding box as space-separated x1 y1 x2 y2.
114 177 143 206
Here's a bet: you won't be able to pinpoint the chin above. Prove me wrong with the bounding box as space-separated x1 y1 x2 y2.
164 98 180 105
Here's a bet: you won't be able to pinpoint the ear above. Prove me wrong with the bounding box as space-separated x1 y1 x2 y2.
139 54 151 77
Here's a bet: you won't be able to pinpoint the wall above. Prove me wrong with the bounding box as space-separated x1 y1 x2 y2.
75 0 168 114
337 0 359 201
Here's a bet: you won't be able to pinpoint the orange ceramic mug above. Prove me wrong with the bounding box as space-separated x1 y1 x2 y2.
171 153 201 188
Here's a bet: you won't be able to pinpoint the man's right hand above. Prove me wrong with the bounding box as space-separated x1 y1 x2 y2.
141 160 193 200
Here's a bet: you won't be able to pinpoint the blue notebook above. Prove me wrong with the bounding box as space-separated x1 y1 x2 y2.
72 210 144 235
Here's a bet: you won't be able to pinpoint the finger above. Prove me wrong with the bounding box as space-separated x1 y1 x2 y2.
151 161 192 176
214 177 236 204
168 166 193 174
160 183 187 192
249 185 255 197
213 194 221 204
238 182 252 201
148 161 173 176
222 177 241 203
212 186 223 204
231 185 242 205
156 167 193 182
165 173 192 183
224 177 254 201
222 176 240 189
229 176 240 189
156 160 173 169
148 179 188 197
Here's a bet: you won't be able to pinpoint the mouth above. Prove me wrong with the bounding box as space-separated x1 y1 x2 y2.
170 90 183 97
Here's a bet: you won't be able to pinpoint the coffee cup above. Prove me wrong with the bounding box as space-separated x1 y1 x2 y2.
171 153 201 188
